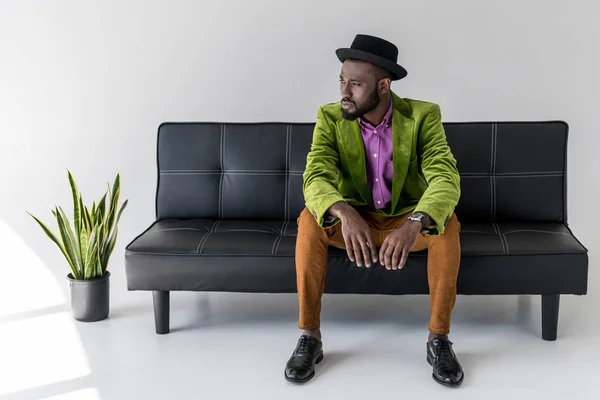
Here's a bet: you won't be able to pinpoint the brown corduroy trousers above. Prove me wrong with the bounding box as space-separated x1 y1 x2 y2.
295 206 461 335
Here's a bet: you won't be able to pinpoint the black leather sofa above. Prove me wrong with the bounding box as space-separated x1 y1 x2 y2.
124 121 588 340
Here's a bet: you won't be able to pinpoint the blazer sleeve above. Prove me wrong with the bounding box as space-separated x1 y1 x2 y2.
414 104 461 235
302 106 346 228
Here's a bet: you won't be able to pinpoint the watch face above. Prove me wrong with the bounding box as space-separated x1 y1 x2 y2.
410 212 424 220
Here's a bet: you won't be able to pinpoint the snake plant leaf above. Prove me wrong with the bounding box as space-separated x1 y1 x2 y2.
81 196 92 234
87 225 101 279
27 211 78 279
96 193 107 225
68 170 82 236
79 227 89 273
101 226 118 273
56 207 82 279
58 206 82 264
84 225 97 267
97 218 107 272
106 179 120 241
85 236 100 279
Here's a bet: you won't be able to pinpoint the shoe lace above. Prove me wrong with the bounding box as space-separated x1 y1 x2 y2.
438 341 459 370
297 336 316 357
440 340 453 358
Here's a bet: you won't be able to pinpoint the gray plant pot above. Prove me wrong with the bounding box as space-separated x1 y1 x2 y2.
67 271 110 322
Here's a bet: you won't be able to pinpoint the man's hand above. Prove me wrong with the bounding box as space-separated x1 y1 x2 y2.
328 202 377 268
379 221 422 270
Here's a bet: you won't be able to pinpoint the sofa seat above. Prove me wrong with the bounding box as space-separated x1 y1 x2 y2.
125 218 588 295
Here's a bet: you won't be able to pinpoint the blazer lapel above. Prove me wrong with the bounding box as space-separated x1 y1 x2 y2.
337 118 372 205
390 95 415 212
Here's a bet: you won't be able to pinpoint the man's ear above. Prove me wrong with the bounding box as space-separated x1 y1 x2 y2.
379 77 391 94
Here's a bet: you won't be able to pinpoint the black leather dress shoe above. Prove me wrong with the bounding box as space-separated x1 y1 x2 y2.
426 338 464 387
284 335 324 383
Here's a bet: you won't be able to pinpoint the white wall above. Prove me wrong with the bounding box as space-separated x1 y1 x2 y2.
1 0 598 304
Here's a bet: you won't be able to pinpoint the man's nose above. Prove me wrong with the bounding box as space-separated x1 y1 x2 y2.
340 83 351 98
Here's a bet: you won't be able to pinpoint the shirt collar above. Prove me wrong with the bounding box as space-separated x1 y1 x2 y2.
358 96 393 130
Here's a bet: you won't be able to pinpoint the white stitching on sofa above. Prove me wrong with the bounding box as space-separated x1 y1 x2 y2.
196 220 220 254
148 228 208 234
503 229 570 235
492 223 508 254
271 221 289 254
285 125 290 220
282 220 290 236
495 174 563 178
219 125 225 219
490 175 494 221
493 123 497 220
498 171 563 176
460 172 564 177
195 232 210 254
221 229 277 234
272 236 283 255
489 125 494 221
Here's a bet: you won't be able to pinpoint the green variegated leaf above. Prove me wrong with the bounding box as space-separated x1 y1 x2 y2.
57 206 83 274
106 175 120 235
56 208 82 279
85 238 99 279
79 227 89 273
96 219 106 267
96 193 107 225
81 197 92 234
101 226 118 273
106 190 119 241
84 225 96 267
68 170 81 236
100 198 128 273
116 199 128 227
28 211 78 279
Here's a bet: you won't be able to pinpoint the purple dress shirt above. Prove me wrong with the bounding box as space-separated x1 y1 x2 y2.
358 98 394 209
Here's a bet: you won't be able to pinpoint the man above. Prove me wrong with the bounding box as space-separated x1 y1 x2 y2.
284 34 463 387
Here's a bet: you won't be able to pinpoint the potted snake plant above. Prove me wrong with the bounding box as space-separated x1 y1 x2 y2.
28 171 128 322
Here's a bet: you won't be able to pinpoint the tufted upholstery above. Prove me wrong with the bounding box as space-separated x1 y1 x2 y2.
154 122 568 223
125 121 588 298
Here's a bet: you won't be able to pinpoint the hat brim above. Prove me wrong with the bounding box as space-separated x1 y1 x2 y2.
336 48 407 81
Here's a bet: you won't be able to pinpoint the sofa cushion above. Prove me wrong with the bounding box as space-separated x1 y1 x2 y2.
125 219 587 295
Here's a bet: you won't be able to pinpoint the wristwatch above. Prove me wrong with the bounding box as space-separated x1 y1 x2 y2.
408 212 425 226
408 212 429 233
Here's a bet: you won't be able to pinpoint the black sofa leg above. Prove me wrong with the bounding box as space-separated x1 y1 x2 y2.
542 294 560 341
153 291 170 334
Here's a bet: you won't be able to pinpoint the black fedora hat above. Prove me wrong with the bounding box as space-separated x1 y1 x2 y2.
336 34 407 81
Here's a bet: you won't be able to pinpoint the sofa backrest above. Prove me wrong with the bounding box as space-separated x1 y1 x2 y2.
155 121 568 223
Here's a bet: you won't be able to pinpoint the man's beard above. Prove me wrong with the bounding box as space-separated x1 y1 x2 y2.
341 87 380 120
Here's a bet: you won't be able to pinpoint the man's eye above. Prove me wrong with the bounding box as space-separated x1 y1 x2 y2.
352 82 360 87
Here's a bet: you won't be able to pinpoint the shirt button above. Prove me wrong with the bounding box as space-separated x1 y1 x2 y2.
377 201 381 204
374 130 377 134
374 154 377 157
375 178 379 182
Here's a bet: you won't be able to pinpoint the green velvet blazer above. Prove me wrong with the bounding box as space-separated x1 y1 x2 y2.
303 91 460 236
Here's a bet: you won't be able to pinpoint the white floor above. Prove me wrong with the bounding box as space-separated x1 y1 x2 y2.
1 258 599 400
